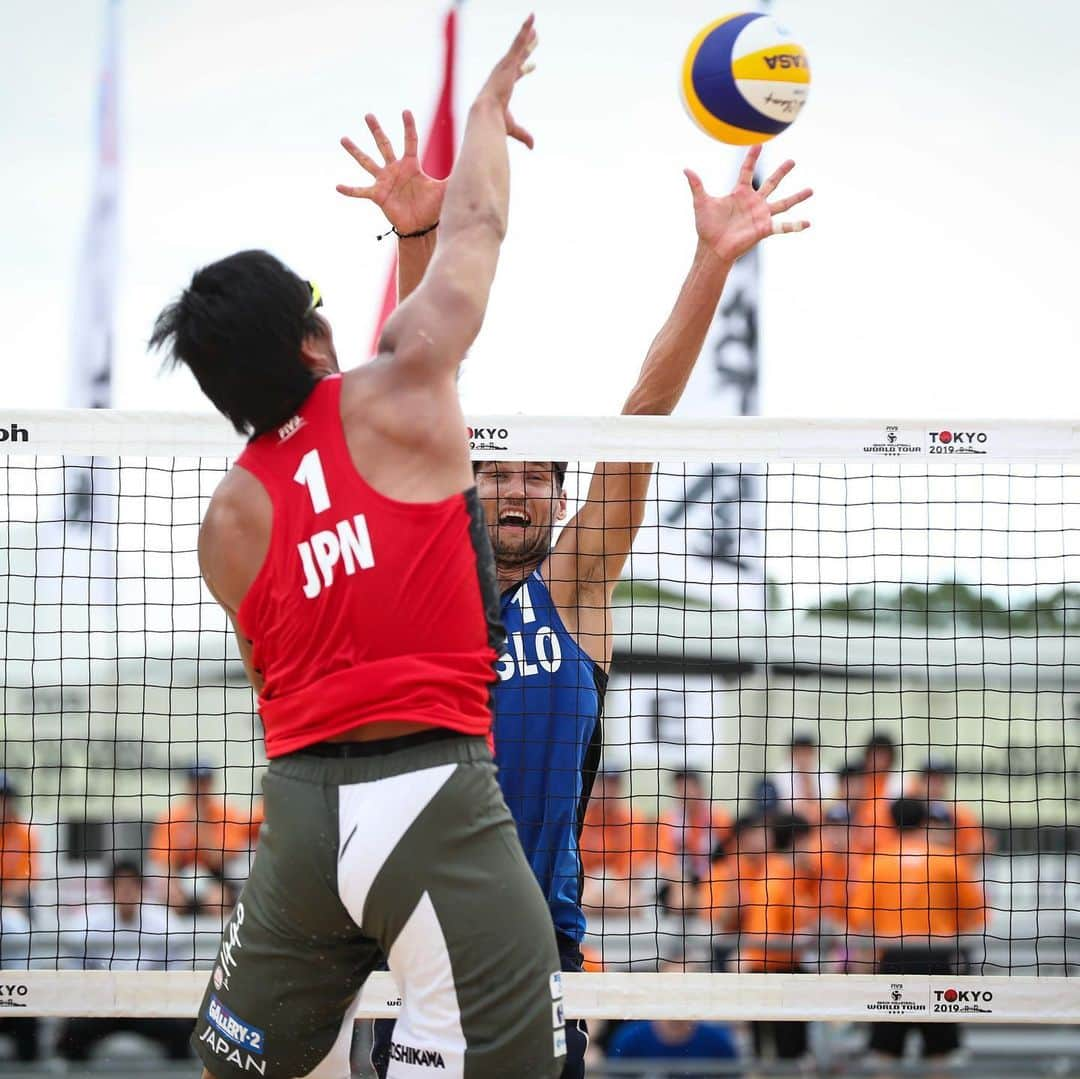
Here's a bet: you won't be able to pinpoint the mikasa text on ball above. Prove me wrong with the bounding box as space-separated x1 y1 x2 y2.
681 12 810 145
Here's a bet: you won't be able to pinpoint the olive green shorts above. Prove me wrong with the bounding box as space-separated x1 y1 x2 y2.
193 730 565 1079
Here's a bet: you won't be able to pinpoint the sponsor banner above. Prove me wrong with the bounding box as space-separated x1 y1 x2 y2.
0 422 30 445
388 1041 448 1068
208 995 265 1054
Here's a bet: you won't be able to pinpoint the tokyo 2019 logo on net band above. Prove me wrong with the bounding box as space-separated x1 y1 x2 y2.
929 430 990 455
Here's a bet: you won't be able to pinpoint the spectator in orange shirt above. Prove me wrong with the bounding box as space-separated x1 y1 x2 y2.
0 773 38 912
657 770 732 906
0 776 39 1064
824 761 862 820
148 763 251 915
701 814 771 968
817 763 864 930
909 758 989 858
774 733 822 824
817 801 858 971
736 813 817 1062
580 771 654 914
851 733 900 853
847 797 986 1061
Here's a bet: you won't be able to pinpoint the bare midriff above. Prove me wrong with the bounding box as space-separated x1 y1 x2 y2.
324 719 437 743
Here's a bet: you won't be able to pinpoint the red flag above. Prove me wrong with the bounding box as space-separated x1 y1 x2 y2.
369 3 459 355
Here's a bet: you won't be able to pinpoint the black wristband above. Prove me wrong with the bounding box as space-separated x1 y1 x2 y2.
376 221 439 242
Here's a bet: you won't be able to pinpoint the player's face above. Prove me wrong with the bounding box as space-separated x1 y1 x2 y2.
866 747 893 775
736 822 769 856
299 314 339 375
925 774 947 800
113 872 142 907
190 777 216 801
475 461 566 568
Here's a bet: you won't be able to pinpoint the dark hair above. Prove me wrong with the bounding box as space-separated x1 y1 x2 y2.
671 769 705 789
890 796 928 831
150 250 321 437
771 813 812 852
922 758 955 776
110 858 143 882
865 732 897 764
714 813 766 860
790 733 817 749
731 813 764 836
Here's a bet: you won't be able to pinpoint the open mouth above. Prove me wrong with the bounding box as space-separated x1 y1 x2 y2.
498 509 531 528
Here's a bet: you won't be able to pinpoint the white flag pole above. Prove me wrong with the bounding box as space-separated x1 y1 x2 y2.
64 0 121 610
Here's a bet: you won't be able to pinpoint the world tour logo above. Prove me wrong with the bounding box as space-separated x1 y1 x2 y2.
862 426 923 455
865 982 928 1015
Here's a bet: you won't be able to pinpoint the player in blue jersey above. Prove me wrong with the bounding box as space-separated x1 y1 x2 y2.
344 113 812 1078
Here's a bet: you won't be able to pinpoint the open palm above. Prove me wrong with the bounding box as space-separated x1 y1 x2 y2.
686 144 812 263
336 111 445 236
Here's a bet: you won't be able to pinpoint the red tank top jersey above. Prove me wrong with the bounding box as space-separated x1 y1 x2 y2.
234 375 502 757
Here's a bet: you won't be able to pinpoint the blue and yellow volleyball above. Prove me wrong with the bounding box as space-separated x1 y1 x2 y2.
681 12 811 145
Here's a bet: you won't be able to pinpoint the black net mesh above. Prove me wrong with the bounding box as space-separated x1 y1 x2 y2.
1 451 1077 988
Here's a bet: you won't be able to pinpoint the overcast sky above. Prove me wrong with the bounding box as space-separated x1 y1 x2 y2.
2 0 1077 423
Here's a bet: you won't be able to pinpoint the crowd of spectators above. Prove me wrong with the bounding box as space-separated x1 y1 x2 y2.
0 736 993 1071
579 732 991 1069
0 762 261 1065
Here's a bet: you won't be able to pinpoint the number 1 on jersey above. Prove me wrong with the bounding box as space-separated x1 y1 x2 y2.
294 448 331 513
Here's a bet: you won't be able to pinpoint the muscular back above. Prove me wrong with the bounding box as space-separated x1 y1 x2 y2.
202 361 469 620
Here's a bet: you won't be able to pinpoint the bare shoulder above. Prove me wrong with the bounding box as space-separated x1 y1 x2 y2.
203 465 268 536
340 359 461 446
337 361 471 501
199 465 271 612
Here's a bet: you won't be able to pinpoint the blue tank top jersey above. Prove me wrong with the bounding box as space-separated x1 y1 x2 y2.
492 569 607 943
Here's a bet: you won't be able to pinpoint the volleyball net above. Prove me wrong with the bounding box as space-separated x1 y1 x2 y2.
1 412 1079 1023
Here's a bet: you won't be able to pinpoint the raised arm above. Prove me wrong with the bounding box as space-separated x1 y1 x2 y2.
376 17 535 374
336 25 536 330
336 111 444 305
550 146 812 595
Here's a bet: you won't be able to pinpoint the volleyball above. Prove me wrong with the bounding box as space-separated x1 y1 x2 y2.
680 12 811 145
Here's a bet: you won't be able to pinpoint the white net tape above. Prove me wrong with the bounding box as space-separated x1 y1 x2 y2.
1 413 1079 1021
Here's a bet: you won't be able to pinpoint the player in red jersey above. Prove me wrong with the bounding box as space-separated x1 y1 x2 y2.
151 19 566 1079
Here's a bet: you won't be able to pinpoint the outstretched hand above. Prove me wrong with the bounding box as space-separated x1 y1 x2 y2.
475 13 538 149
685 144 812 263
336 111 445 235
